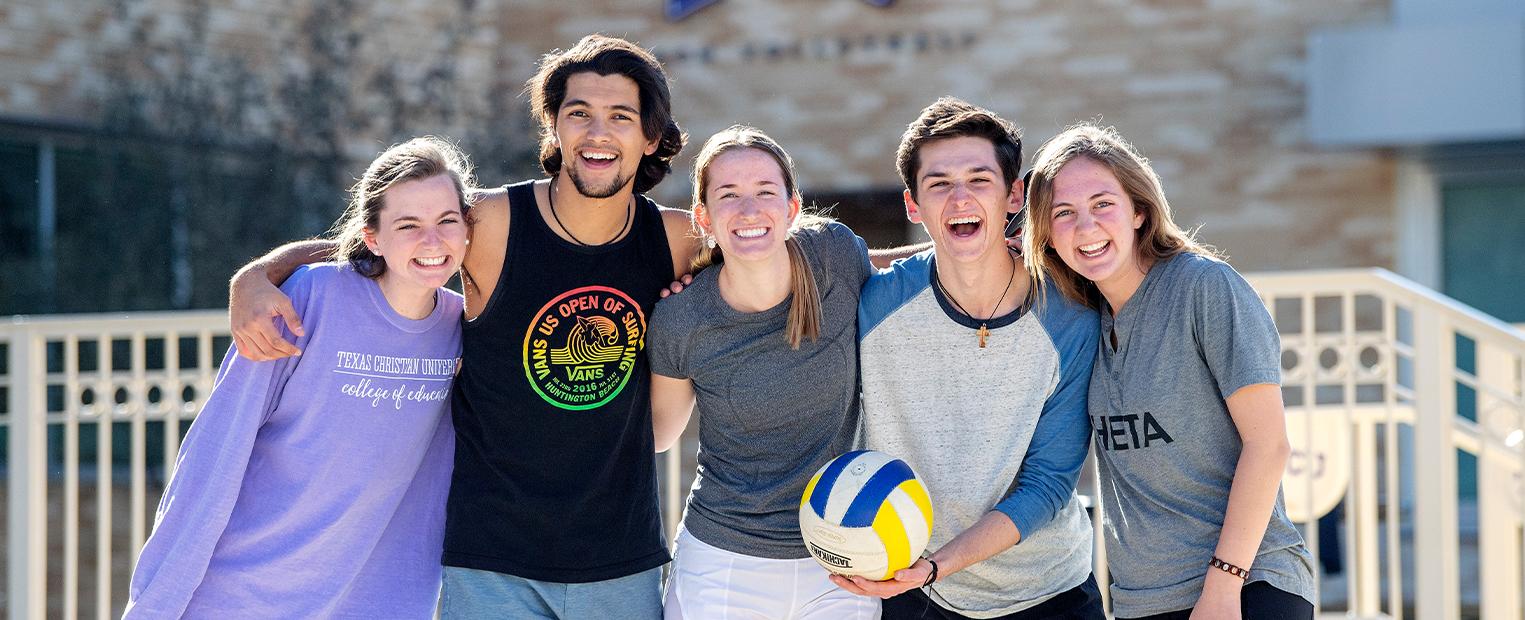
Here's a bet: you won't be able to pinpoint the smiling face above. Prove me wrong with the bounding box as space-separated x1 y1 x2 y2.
365 174 469 295
905 135 1023 264
1047 156 1147 293
553 72 659 199
695 147 800 264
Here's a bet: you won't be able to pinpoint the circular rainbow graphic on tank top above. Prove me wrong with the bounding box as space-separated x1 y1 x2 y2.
523 285 646 411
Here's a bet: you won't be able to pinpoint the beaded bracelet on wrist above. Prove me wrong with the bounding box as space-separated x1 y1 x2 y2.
1208 556 1250 581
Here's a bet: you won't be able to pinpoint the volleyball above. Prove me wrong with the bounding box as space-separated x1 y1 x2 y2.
799 450 934 580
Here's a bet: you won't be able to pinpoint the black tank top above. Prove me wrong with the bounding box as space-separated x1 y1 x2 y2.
444 180 674 582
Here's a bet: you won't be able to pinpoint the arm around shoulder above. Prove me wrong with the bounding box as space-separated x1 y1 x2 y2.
659 206 701 280
868 241 933 270
228 239 334 361
461 188 510 319
812 221 874 286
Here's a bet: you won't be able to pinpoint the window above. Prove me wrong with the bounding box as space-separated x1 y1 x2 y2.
0 139 42 312
809 188 912 249
1442 179 1525 323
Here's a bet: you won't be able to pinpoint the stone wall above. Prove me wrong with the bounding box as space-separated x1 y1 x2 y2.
0 0 1397 271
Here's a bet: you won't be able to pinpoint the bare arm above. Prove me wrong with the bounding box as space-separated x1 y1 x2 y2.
650 373 697 453
867 242 932 270
832 510 1020 598
227 240 334 361
868 230 1025 271
461 188 510 320
659 207 702 280
1193 383 1292 618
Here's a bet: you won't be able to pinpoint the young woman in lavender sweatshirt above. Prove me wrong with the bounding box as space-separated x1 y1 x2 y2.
124 137 472 619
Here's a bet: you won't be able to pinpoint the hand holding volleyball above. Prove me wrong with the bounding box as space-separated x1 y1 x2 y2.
799 450 934 580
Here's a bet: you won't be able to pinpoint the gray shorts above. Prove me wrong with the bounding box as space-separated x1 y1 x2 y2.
439 565 663 620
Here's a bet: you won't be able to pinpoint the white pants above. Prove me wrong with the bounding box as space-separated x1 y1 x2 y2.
664 527 881 620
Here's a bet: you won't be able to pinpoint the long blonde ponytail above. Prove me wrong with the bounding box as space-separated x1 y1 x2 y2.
783 223 825 350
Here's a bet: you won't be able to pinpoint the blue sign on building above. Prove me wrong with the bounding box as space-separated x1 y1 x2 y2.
666 0 720 20
668 0 892 21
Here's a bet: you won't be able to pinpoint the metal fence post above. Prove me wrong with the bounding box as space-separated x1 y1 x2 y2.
1476 342 1522 620
1411 306 1460 620
1351 418 1381 616
8 323 47 620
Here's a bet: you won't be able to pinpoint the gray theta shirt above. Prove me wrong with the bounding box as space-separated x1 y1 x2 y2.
647 222 872 559
1090 252 1315 618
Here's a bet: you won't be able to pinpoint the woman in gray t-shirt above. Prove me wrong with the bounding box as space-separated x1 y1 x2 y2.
1021 124 1315 620
647 126 877 619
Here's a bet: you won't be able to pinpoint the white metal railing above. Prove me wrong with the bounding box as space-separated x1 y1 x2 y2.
4 311 229 620
1251 269 1525 620
4 268 1522 619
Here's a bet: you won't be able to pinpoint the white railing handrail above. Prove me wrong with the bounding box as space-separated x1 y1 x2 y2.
2 310 227 335
1252 266 1525 457
1249 267 1525 350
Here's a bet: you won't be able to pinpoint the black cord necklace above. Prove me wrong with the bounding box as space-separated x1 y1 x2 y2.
933 254 1018 348
547 176 633 246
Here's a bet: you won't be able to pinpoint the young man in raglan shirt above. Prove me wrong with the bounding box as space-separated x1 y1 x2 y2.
832 98 1106 620
228 35 695 618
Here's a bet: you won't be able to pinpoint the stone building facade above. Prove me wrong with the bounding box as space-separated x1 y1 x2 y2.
0 0 1407 313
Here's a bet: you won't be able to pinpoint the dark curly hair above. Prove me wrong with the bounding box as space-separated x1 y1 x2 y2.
527 34 687 194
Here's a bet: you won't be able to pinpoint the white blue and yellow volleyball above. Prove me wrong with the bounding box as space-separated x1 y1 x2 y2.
799 450 933 580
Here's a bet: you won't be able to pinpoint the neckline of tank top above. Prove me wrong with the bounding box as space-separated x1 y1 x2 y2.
519 180 648 255
548 175 634 246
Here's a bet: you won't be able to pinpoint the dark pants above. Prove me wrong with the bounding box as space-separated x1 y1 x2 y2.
1118 581 1314 620
882 574 1106 620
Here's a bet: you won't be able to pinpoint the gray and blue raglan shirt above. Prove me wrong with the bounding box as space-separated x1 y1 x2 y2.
858 251 1099 618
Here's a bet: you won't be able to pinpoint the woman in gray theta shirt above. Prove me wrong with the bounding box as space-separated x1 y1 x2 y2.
1021 124 1316 620
647 126 878 619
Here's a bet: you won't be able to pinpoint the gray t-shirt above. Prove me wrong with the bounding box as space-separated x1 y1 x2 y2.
1090 252 1315 617
647 222 872 559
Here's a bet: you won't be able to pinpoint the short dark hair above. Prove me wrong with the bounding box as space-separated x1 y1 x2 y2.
526 34 687 194
894 97 1023 200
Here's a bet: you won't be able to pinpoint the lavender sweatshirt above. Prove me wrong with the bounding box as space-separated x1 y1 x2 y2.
125 263 462 619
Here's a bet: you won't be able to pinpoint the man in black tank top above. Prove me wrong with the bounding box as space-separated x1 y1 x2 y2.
228 35 700 619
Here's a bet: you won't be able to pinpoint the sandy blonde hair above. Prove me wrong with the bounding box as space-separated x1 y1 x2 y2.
1023 123 1217 309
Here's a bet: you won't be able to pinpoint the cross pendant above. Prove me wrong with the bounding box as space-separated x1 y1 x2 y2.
978 324 988 348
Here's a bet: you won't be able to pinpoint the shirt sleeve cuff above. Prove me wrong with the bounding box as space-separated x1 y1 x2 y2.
994 498 1044 545
1218 368 1282 399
